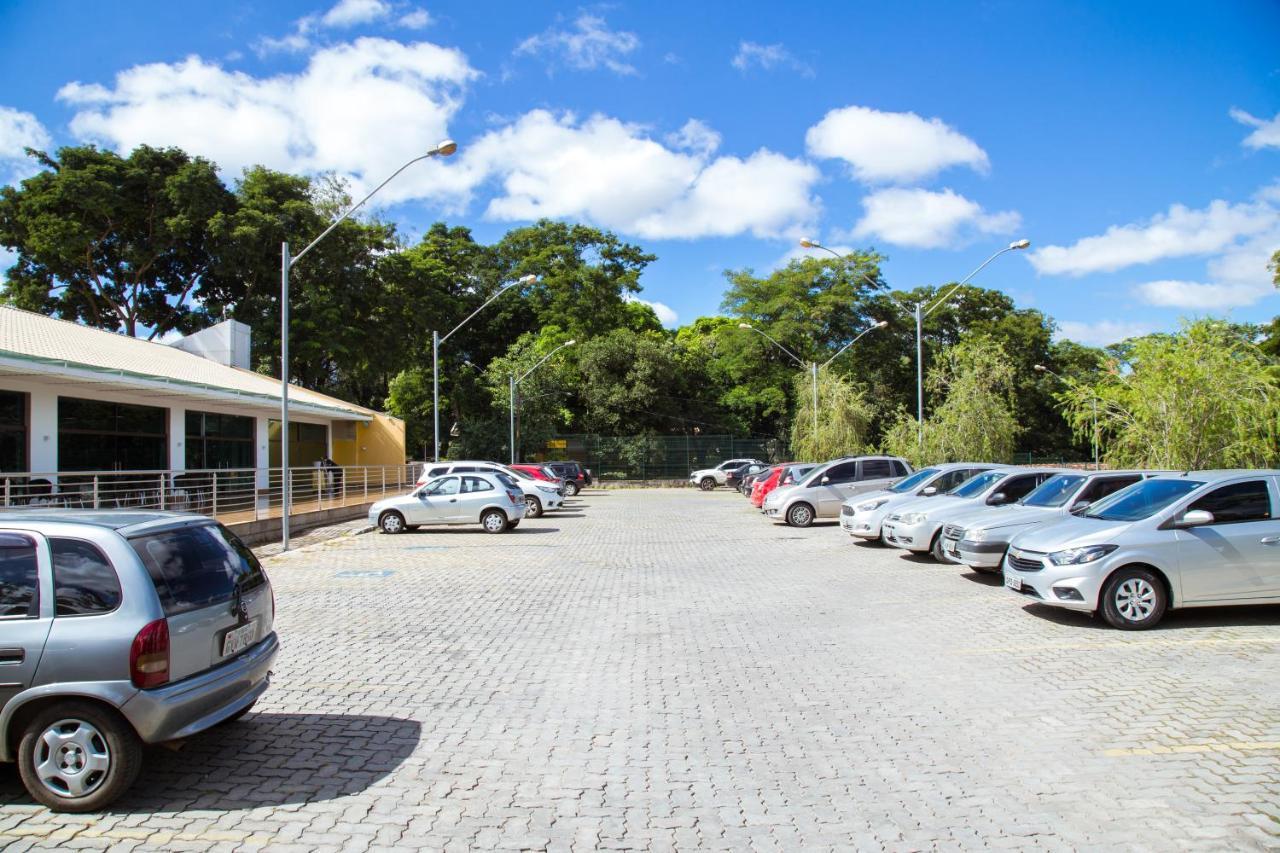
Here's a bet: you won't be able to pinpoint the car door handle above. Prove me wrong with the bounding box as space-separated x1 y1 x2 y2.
0 649 25 665
1261 536 1280 545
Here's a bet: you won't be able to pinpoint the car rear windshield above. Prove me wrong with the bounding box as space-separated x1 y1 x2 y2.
1020 474 1086 508
1084 479 1204 522
129 524 266 617
494 472 521 490
949 470 1004 498
889 468 937 493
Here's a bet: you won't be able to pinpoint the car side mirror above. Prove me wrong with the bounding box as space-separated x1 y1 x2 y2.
1175 509 1215 527
921 486 937 496
1069 500 1091 514
821 475 831 485
987 492 1008 505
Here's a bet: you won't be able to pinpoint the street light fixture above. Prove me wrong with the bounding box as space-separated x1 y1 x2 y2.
1035 364 1100 470
510 339 576 464
433 273 536 462
279 139 457 550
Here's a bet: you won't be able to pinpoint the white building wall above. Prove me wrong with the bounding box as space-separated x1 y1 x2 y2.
27 385 57 474
169 406 186 473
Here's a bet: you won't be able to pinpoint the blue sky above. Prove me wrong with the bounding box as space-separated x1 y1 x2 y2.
1 0 1278 344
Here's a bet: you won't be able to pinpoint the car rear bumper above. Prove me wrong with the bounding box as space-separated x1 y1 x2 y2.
121 632 279 744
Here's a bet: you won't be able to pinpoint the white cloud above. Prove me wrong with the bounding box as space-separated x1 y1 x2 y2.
851 187 1019 249
805 105 989 184
1029 198 1278 276
457 110 819 240
398 8 432 29
1134 279 1272 310
1230 107 1280 150
624 294 678 327
730 42 813 78
1055 319 1156 347
0 106 52 184
321 0 391 28
665 119 720 158
515 15 640 76
58 39 477 204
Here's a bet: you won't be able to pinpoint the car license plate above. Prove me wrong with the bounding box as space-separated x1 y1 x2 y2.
1005 574 1023 591
221 621 257 657
944 539 957 554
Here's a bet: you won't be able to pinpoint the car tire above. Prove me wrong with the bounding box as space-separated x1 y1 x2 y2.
930 532 948 562
378 511 407 534
17 701 143 813
786 503 814 528
507 520 520 529
524 496 543 518
1099 567 1167 630
699 477 716 491
481 509 509 533
564 482 580 497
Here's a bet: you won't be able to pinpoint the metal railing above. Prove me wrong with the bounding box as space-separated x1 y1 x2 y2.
0 464 419 524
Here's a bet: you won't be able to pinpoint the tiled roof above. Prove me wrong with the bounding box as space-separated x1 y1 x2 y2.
0 306 373 418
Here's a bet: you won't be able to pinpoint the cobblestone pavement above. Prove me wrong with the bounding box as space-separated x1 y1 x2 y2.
1 489 1278 851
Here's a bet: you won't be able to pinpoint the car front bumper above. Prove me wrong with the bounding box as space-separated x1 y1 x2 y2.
1002 557 1105 612
121 631 279 743
956 538 1008 568
881 519 936 551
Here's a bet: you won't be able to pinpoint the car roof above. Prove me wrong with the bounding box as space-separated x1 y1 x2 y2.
1149 469 1280 481
0 509 213 536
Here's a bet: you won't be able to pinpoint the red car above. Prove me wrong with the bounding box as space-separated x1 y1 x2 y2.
750 463 812 508
512 463 562 487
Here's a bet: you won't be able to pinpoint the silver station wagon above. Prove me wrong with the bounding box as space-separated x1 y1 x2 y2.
0 510 277 811
1003 470 1280 629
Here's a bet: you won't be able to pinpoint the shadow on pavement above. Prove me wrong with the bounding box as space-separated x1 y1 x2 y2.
1022 602 1280 631
958 569 1003 586
0 712 420 813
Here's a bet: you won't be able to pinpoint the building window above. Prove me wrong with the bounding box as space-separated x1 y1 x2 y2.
268 420 329 468
0 391 26 473
58 398 167 472
186 411 254 470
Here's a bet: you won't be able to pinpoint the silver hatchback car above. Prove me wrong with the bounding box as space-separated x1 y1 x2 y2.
1003 470 1280 629
763 456 913 527
0 510 277 811
370 472 527 534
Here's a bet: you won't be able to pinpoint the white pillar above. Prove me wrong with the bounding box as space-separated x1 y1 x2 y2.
255 416 270 489
28 388 57 475
169 407 185 473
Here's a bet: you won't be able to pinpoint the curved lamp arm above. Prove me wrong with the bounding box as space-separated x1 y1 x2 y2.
441 274 537 345
921 239 1030 321
737 323 807 368
516 339 576 384
822 321 889 368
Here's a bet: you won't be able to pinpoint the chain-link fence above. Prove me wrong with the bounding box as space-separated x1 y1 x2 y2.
532 434 786 480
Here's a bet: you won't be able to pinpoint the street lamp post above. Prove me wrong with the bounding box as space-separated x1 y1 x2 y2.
509 339 575 464
433 274 536 462
279 140 457 550
1035 364 1100 470
806 238 1031 449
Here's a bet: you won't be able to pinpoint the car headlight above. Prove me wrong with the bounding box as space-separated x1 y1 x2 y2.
536 485 558 494
1048 544 1118 566
965 527 986 543
856 498 889 512
900 512 927 525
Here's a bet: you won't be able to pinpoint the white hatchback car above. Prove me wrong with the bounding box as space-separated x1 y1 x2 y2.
1003 470 1280 629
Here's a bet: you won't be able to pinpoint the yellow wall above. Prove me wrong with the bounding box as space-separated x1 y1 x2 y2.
331 412 406 466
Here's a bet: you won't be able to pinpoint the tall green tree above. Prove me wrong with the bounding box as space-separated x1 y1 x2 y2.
1059 319 1280 469
576 328 682 433
882 336 1022 467
789 367 876 461
0 145 233 339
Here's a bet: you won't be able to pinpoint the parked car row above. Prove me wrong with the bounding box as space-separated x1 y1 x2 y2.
368 459 592 534
705 456 1280 631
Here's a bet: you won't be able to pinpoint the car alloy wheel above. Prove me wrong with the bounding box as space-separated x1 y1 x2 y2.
787 503 814 528
1100 567 1167 630
565 482 580 496
379 511 406 534
699 477 716 491
525 496 542 518
481 509 508 533
18 702 142 812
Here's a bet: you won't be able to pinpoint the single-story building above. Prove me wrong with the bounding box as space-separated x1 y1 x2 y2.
0 306 406 487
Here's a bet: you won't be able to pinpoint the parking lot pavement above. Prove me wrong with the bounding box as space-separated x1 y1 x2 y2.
1 488 1277 851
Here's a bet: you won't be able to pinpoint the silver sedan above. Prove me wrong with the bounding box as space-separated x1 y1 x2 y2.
369 473 527 534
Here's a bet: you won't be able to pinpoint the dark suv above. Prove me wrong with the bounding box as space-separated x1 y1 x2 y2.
546 462 591 495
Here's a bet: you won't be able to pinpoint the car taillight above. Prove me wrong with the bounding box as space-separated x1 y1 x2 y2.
508 490 522 504
130 618 170 689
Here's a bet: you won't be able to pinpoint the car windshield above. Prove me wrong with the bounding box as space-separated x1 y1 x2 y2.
1020 474 1086 508
948 470 1004 498
890 468 937 493
1084 478 1204 521
508 468 534 480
